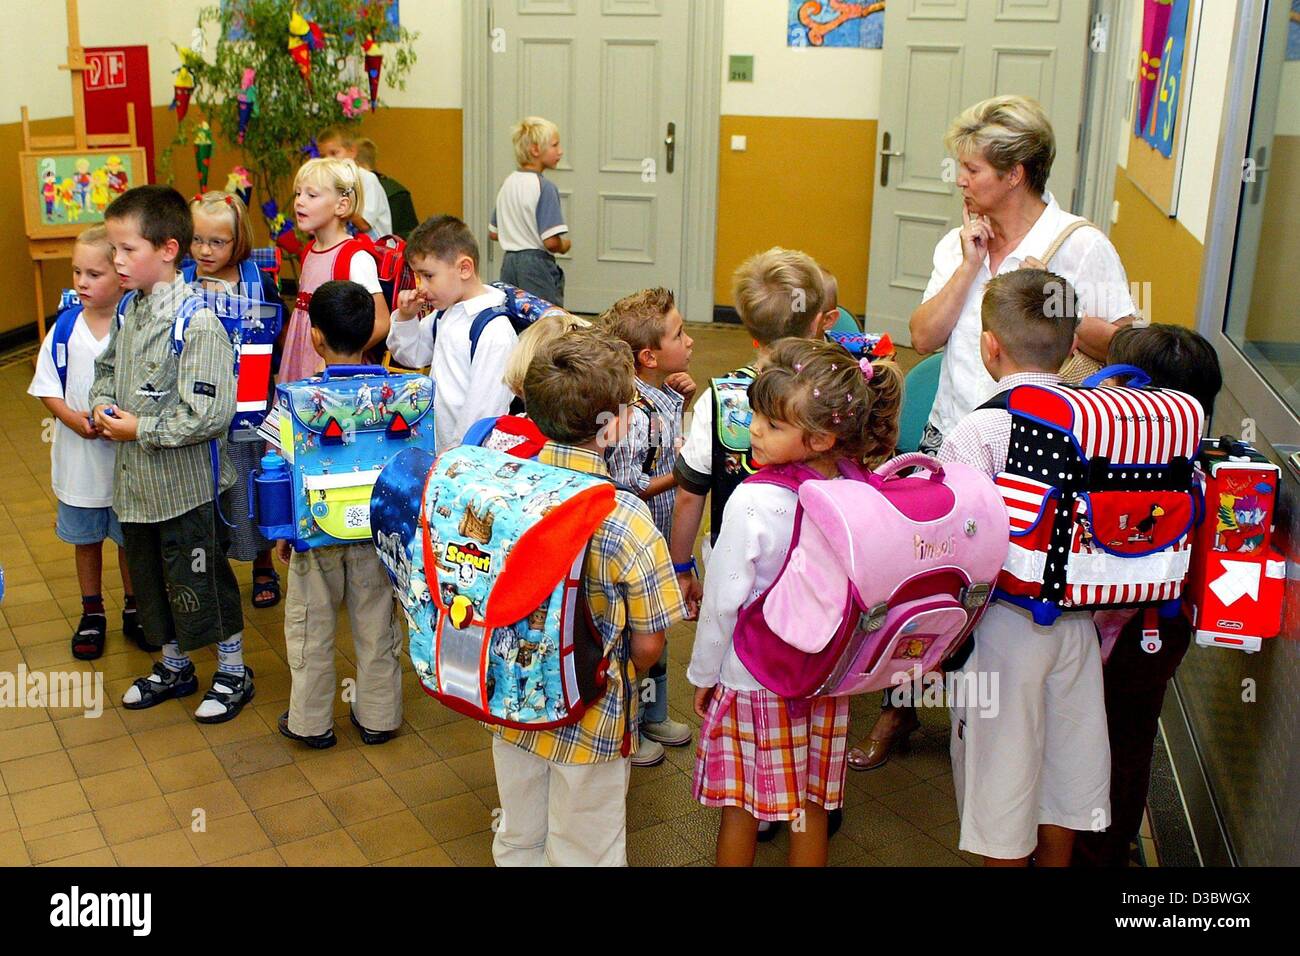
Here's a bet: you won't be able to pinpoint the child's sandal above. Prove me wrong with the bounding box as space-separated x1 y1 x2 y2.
71 613 107 661
251 569 281 609
123 661 199 709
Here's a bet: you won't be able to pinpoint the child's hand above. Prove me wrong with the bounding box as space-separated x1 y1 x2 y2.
665 372 696 401
275 540 293 565
95 405 138 441
394 287 431 321
74 415 99 440
677 570 702 620
693 685 716 720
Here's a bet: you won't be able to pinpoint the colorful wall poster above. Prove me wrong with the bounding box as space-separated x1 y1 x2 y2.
1136 0 1190 158
788 1 885 49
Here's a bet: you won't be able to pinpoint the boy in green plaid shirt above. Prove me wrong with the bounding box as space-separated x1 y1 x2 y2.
90 186 253 724
490 331 687 866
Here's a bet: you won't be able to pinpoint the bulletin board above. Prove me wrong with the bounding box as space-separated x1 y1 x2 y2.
1126 0 1200 217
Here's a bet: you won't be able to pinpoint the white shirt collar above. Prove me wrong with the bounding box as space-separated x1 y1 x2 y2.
998 192 1065 272
446 284 507 318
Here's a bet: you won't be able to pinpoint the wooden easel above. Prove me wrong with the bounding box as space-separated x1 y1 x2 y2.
22 0 139 347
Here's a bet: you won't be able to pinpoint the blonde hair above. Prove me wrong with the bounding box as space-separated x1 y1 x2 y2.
512 116 559 166
189 190 254 264
74 224 114 264
354 137 377 170
601 287 677 362
945 95 1056 197
503 311 591 396
733 247 825 345
524 330 637 444
750 338 902 466
293 157 364 220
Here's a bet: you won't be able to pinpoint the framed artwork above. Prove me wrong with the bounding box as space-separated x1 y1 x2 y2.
788 0 885 48
19 146 148 238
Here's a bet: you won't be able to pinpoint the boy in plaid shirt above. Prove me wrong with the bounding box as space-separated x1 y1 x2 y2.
490 331 688 866
937 269 1110 866
603 288 696 767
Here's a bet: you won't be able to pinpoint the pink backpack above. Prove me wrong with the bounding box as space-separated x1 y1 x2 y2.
733 454 1010 698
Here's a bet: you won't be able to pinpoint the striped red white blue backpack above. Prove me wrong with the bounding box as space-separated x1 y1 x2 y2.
986 364 1205 625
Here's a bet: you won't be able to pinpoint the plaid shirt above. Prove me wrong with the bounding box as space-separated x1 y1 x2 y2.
934 371 1062 477
604 377 684 540
89 275 237 523
493 443 688 764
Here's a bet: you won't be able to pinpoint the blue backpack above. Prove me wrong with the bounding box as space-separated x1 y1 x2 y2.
432 282 562 360
49 289 97 396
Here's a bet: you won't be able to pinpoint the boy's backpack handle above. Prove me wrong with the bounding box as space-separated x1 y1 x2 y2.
1082 363 1151 389
318 365 387 381
871 452 946 485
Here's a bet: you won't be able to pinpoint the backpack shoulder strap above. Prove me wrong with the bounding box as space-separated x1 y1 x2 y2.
180 260 198 283
170 293 211 356
237 258 265 299
461 416 498 447
468 305 511 362
332 237 370 281
977 389 1012 412
50 304 84 395
1041 219 1098 266
743 462 821 493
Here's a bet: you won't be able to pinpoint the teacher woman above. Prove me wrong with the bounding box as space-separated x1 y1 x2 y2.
849 94 1138 771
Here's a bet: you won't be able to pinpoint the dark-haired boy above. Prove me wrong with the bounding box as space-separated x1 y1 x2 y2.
938 268 1110 867
489 331 687 865
386 215 517 452
276 280 405 749
89 185 252 723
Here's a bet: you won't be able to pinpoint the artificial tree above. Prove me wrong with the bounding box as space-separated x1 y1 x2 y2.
162 0 418 243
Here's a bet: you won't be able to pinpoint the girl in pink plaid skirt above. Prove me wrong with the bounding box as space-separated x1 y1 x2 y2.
686 339 904 866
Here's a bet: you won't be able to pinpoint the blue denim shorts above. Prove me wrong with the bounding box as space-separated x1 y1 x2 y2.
55 501 124 547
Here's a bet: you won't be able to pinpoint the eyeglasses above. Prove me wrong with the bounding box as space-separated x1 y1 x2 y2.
192 236 231 251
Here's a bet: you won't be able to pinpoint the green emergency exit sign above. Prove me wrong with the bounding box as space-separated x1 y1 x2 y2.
729 55 754 82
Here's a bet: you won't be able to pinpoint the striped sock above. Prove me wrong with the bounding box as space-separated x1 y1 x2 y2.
216 633 245 677
161 642 191 673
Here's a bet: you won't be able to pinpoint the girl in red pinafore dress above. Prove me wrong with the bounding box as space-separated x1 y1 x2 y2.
279 157 390 384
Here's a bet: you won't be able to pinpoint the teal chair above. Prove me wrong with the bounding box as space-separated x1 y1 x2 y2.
897 352 943 454
830 306 861 333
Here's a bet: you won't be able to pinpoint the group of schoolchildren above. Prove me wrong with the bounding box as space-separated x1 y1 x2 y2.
27 113 1224 869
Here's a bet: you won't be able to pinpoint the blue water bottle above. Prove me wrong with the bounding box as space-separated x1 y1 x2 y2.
252 451 296 541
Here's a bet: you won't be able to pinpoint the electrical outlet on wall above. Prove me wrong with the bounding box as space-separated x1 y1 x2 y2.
730 135 747 151
1111 199 1121 224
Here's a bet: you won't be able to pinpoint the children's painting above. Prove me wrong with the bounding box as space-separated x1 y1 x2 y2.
1135 0 1192 158
788 1 885 48
20 147 147 239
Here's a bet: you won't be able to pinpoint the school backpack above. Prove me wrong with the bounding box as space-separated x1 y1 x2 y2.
986 365 1205 625
263 365 435 550
461 414 549 459
49 290 90 395
732 454 1009 699
706 366 758 544
301 233 416 314
180 245 283 291
824 330 895 360
429 282 564 360
371 444 634 743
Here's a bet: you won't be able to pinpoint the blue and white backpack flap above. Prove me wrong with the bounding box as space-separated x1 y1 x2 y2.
277 367 434 549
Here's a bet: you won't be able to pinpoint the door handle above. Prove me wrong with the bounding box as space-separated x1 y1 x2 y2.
880 131 903 187
1250 145 1269 205
665 122 676 174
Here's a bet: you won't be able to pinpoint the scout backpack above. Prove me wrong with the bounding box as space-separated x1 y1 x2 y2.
987 365 1205 625
264 365 435 550
733 454 1009 699
371 445 633 742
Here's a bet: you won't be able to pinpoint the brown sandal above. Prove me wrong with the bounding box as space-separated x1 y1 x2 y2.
847 710 921 771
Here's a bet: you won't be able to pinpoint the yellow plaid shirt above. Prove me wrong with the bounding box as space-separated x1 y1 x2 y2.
493 443 687 764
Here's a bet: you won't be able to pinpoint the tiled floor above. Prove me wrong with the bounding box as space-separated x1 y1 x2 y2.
0 325 974 867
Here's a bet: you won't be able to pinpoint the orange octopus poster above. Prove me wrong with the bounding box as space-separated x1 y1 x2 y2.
788 1 885 48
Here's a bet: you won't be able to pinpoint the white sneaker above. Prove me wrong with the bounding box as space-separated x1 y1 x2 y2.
642 718 692 747
631 734 665 768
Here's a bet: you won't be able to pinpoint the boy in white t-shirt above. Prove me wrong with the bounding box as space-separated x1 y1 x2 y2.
27 226 143 660
489 116 569 306
386 215 517 453
319 125 393 240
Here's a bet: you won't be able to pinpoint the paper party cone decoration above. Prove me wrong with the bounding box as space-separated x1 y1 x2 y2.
364 36 383 107
194 122 213 191
171 66 195 122
262 199 303 258
236 68 258 144
226 167 253 208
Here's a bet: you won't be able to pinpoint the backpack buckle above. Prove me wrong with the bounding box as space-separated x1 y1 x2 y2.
961 583 991 610
858 603 888 633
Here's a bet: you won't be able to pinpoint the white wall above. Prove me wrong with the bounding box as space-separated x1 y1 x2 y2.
4 0 462 126
719 0 881 119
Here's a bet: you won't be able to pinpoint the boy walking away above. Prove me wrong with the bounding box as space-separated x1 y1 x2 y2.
89 186 253 723
318 124 393 240
354 137 419 240
489 116 569 305
604 288 697 767
938 269 1109 865
277 281 404 749
386 216 518 452
28 226 144 659
491 331 687 865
